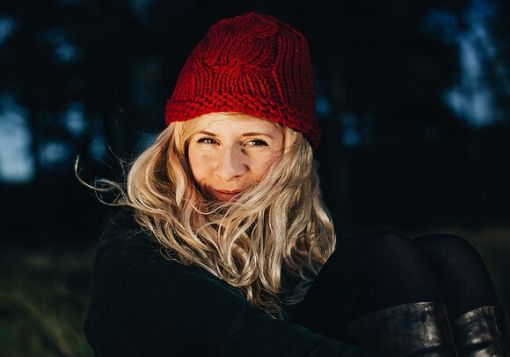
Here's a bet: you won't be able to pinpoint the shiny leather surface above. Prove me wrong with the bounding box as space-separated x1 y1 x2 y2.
348 301 457 356
453 306 510 357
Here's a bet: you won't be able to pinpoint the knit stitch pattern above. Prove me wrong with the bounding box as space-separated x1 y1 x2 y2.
165 12 321 149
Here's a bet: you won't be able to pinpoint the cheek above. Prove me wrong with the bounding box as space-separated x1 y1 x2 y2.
252 154 280 180
187 146 197 177
188 148 211 181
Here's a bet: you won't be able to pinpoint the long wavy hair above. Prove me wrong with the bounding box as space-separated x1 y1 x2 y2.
78 114 336 319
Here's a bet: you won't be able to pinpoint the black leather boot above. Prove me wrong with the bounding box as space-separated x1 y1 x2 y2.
347 301 457 356
453 305 510 356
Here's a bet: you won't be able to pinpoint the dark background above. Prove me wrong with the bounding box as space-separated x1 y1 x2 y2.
1 0 509 355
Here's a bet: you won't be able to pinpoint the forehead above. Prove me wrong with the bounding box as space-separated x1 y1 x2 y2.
194 112 280 133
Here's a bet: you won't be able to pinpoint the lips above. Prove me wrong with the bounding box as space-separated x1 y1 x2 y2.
215 189 243 194
212 188 244 201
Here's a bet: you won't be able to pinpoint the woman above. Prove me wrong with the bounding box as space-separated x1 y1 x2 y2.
82 13 509 356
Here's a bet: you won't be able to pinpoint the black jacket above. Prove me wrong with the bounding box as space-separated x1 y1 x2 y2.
83 208 374 356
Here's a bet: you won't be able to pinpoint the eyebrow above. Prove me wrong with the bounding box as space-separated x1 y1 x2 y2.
197 131 275 139
242 132 276 139
197 131 218 137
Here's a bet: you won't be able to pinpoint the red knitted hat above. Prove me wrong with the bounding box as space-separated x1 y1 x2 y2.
164 12 321 149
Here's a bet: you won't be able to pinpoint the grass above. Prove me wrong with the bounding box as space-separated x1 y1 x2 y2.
0 247 95 357
0 226 509 356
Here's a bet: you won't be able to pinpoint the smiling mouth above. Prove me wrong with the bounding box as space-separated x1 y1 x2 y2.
212 189 244 200
215 189 243 194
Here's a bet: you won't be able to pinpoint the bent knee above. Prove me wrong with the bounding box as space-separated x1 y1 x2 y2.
343 231 414 257
413 233 477 255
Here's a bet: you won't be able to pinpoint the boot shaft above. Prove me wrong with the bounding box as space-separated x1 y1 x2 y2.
453 305 510 356
347 301 457 356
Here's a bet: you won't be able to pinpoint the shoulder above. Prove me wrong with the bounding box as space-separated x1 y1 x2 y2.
95 207 188 271
91 206 245 298
95 207 159 255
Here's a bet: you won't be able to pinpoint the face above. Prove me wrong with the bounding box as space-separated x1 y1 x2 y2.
187 113 284 202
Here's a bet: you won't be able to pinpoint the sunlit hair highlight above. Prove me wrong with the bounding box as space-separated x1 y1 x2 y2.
77 113 336 319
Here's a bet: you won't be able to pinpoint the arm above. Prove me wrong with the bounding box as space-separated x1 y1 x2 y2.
84 217 374 356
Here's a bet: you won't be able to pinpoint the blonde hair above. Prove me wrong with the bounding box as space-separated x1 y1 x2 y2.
78 114 336 319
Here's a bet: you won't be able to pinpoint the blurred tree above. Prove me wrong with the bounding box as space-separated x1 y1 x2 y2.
0 0 508 244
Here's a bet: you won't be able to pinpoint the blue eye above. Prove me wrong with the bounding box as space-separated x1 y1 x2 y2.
197 137 217 144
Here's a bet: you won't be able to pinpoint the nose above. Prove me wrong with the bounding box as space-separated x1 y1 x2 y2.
215 146 247 181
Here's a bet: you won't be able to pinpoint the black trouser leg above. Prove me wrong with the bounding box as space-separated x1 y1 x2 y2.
287 231 447 342
286 231 509 355
413 233 510 356
412 233 499 319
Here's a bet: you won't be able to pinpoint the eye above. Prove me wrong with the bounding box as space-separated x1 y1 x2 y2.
246 139 268 147
197 137 218 144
